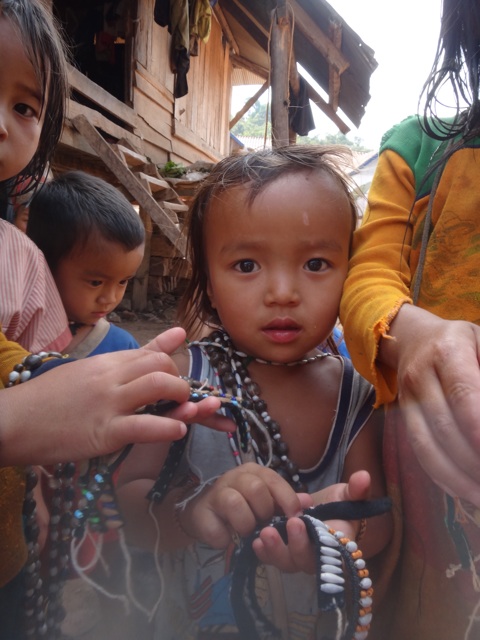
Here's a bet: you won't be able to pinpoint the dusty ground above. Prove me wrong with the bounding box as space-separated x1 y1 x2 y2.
114 314 174 346
109 291 180 346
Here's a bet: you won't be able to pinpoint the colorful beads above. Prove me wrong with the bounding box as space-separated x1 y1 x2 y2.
7 351 66 387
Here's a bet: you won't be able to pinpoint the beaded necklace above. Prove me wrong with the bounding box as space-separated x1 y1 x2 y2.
193 329 331 492
22 462 76 639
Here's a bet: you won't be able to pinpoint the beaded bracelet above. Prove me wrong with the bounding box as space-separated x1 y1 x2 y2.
230 498 392 640
6 351 67 387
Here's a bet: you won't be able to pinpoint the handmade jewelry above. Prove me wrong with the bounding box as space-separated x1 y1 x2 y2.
22 463 76 639
190 329 332 492
6 351 67 387
230 498 392 640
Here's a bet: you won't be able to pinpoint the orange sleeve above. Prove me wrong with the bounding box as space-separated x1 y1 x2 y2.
0 331 29 387
340 149 415 405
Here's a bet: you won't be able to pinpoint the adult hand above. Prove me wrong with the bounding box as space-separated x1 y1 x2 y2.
380 304 480 505
0 327 227 466
252 470 371 573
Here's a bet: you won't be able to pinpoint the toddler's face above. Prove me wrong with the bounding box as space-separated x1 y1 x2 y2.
0 16 45 182
54 235 144 326
204 171 353 363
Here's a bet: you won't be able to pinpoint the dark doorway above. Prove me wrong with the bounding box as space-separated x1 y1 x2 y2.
53 0 134 104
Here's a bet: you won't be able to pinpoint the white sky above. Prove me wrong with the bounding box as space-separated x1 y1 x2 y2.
232 0 444 150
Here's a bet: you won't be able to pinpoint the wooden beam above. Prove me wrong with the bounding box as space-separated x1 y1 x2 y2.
229 81 269 129
213 3 240 54
68 65 138 129
289 0 349 74
306 83 350 134
270 5 291 147
131 209 153 311
231 0 269 38
328 20 342 111
72 114 186 252
230 53 268 80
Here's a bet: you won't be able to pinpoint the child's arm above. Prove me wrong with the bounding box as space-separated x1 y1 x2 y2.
252 410 392 571
116 344 237 551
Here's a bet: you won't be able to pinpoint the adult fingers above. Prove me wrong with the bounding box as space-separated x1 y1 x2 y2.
115 369 191 412
401 393 480 506
142 326 187 354
101 412 188 451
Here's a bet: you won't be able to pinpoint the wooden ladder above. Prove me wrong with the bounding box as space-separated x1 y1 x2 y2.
71 114 190 309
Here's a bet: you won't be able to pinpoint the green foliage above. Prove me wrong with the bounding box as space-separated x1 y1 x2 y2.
158 160 187 178
232 101 372 152
232 101 271 137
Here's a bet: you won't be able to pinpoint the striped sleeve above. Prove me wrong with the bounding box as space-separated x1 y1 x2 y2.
0 220 70 353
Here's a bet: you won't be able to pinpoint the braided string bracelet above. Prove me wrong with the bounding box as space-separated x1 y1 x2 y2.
230 498 392 640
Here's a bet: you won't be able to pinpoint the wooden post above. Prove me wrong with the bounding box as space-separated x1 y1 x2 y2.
270 1 291 147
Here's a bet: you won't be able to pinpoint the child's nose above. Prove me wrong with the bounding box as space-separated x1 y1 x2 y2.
264 273 300 306
0 111 7 138
98 288 117 305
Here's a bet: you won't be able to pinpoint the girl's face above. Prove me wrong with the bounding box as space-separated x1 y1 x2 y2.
204 171 353 363
0 16 45 182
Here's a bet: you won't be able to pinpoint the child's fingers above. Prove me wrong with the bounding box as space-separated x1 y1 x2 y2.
253 518 315 573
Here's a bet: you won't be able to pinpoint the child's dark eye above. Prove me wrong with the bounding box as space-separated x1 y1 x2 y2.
89 280 103 287
234 260 258 273
305 258 328 272
15 103 37 119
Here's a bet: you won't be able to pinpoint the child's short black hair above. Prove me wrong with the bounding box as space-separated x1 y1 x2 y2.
27 171 145 272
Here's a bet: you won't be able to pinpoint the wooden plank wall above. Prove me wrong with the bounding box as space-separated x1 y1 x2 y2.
135 0 231 166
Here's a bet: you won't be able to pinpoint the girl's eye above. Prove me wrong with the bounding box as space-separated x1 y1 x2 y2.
234 260 258 273
89 280 103 287
119 279 129 286
15 103 38 119
305 258 328 272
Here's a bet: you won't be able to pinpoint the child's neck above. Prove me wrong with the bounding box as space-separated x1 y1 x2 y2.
67 322 94 352
205 327 325 367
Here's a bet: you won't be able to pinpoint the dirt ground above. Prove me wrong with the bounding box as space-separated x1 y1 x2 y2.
109 291 180 346
116 315 174 346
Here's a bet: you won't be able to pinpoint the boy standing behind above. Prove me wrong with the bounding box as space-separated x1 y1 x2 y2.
27 170 145 357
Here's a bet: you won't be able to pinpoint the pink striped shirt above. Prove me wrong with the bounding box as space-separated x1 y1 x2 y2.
0 220 70 353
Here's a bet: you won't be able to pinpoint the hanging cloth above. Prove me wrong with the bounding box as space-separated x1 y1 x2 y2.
289 76 315 136
154 0 190 98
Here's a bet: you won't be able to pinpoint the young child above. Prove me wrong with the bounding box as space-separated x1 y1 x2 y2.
0 0 70 356
117 146 392 639
27 170 144 357
0 4 226 638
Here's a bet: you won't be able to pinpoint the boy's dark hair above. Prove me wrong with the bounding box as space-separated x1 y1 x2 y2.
0 0 70 197
27 171 145 272
178 144 357 335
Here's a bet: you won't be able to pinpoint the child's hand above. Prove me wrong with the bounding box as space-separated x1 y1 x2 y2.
178 463 313 549
252 470 372 573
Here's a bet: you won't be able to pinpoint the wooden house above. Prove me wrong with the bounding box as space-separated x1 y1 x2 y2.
48 0 378 309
